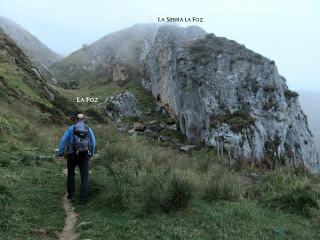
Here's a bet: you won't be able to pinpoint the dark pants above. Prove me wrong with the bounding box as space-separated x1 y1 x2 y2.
67 152 89 200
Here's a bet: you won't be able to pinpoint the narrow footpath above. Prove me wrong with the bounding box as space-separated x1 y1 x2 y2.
56 169 78 240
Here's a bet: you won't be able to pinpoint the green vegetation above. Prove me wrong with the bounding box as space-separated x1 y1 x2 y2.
0 121 66 239
284 89 299 99
210 109 255 132
73 124 320 239
1 28 320 240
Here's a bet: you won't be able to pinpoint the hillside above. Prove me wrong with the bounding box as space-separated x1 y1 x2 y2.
0 16 62 83
50 23 161 88
51 24 319 172
0 27 83 157
1 22 320 240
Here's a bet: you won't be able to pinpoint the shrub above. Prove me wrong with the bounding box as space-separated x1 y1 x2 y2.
97 143 131 164
142 175 165 213
284 89 299 98
265 183 319 216
104 177 130 211
247 168 320 216
0 117 14 135
0 184 11 229
203 168 244 202
210 109 255 133
162 174 194 212
85 108 106 123
142 173 194 213
103 164 132 211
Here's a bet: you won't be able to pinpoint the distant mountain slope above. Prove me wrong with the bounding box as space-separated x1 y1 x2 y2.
0 17 62 83
0 27 79 127
298 91 320 150
50 23 161 88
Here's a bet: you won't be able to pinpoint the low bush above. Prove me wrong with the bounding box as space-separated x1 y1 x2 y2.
163 174 194 211
103 163 132 211
142 173 194 212
0 184 11 230
247 168 320 216
284 89 299 98
0 116 14 135
142 174 165 213
265 183 319 216
203 167 244 202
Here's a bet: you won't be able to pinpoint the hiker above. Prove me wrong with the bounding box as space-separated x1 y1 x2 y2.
58 113 96 205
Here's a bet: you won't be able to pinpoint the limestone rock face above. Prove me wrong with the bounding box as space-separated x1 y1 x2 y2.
104 91 142 120
141 26 319 172
113 63 129 84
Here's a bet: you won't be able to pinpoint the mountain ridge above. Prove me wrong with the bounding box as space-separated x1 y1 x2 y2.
0 16 62 83
50 23 319 172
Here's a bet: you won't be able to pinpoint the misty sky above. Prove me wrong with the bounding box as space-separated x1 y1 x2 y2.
0 0 319 91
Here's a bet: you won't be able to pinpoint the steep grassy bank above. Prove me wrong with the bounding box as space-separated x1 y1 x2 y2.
0 28 73 239
0 122 67 240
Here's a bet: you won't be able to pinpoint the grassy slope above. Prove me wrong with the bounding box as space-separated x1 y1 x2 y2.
73 124 320 240
1 72 320 239
0 30 72 239
1 28 320 239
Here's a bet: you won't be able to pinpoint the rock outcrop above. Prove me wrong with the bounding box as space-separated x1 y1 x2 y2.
51 23 319 172
105 91 142 120
141 25 319 172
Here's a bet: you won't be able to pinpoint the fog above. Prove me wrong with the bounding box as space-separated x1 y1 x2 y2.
299 91 320 151
0 0 319 91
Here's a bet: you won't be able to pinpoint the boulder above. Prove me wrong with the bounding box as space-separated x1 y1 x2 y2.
105 91 142 120
144 129 156 137
133 122 146 132
179 145 196 153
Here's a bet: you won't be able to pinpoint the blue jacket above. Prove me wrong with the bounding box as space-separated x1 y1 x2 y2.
58 124 96 156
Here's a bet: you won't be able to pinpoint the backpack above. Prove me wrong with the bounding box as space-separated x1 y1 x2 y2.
73 120 90 154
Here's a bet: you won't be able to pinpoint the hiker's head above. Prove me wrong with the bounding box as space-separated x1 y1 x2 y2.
76 113 85 122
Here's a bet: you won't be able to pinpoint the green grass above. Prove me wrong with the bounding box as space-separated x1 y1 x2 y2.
76 200 319 240
0 63 49 104
71 124 320 240
0 160 65 240
1 46 320 240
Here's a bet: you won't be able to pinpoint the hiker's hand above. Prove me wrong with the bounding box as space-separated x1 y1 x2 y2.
59 156 64 161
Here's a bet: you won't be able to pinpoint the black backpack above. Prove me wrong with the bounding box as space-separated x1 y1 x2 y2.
73 120 90 154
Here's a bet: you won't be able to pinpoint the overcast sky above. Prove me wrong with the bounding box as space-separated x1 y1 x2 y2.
0 0 319 91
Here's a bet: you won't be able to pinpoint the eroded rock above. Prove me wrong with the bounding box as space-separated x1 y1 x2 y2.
104 91 142 120
141 25 319 172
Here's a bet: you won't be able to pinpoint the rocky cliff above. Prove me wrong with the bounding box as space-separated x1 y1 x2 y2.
141 25 319 172
0 17 62 83
51 24 319 172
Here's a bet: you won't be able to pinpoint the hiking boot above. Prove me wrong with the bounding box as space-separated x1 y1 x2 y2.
67 195 74 203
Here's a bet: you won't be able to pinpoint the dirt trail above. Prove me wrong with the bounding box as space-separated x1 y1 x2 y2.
56 169 78 240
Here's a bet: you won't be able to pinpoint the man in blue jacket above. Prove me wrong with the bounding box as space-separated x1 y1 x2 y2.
58 113 96 205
